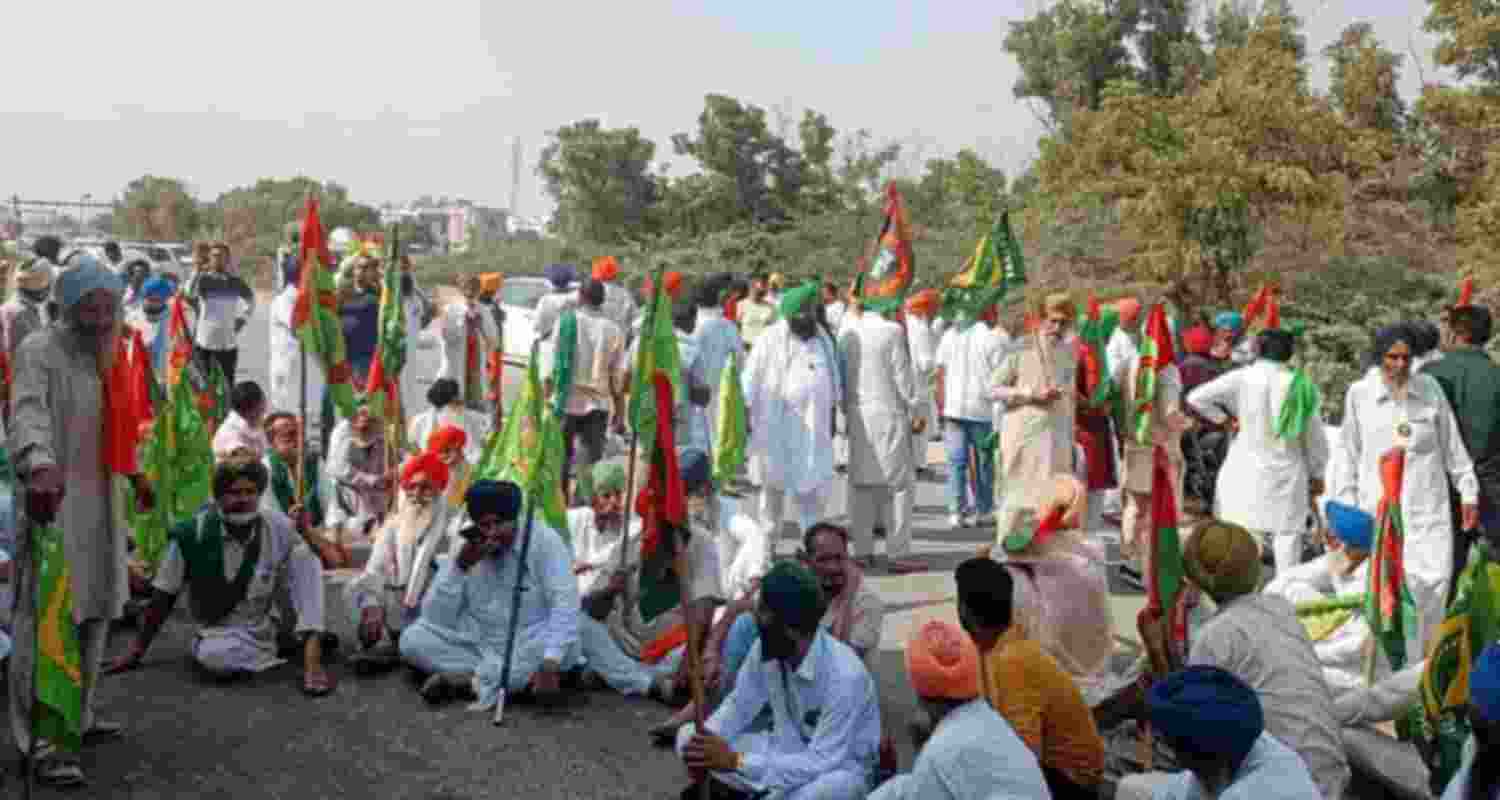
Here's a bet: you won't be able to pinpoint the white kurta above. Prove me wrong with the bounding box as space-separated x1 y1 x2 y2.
716 495 774 601
1264 554 1387 691
1337 371 1477 653
742 321 842 495
601 281 636 332
268 287 327 425
692 307 744 448
1187 359 1330 533
407 406 491 463
870 699 1049 800
346 496 458 632
436 299 500 386
839 313 918 488
905 315 939 444
568 508 641 596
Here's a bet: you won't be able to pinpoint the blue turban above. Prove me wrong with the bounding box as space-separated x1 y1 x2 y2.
1148 666 1264 764
1325 500 1374 551
55 255 124 312
1214 311 1243 331
142 276 174 300
678 448 711 493
545 263 577 289
760 560 824 633
464 479 523 522
1475 643 1500 723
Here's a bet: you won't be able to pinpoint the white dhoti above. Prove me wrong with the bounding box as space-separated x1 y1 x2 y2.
577 616 685 696
718 497 773 600
399 619 581 706
848 485 913 560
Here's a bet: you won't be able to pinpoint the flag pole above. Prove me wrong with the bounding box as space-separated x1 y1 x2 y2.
493 493 540 726
673 524 710 800
20 509 39 800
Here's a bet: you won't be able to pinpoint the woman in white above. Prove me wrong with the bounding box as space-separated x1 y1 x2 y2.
1336 324 1478 658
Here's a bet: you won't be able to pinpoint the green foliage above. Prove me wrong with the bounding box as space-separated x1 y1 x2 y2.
538 119 660 244
115 175 201 242
1322 22 1406 132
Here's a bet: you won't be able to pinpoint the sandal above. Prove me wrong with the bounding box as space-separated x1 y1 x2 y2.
302 669 336 698
26 743 86 787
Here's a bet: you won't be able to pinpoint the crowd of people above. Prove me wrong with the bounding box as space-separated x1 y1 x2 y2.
0 231 1497 800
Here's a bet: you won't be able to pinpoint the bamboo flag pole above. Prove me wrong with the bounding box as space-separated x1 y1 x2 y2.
674 524 710 800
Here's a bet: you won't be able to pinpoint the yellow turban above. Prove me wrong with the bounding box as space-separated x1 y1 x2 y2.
1183 521 1262 602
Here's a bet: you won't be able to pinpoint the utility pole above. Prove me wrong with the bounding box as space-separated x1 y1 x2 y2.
510 136 522 218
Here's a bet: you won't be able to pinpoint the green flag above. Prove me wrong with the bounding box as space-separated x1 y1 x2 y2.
1419 540 1500 790
33 523 83 751
477 346 568 538
1274 369 1321 441
713 351 747 485
628 266 682 460
131 378 214 574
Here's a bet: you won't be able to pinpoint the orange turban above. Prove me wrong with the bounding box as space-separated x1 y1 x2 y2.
1115 297 1142 325
426 424 467 455
643 271 685 300
904 288 941 317
905 620 981 701
592 255 620 282
479 273 503 296
401 451 450 491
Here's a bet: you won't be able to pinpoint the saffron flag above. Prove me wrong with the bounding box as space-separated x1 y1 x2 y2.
476 344 567 537
855 182 915 314
637 370 687 623
131 377 214 573
291 196 356 418
628 266 682 460
1419 541 1500 790
713 351 747 485
1367 447 1418 674
1130 303 1175 446
1138 444 1188 677
32 523 83 751
1076 293 1121 409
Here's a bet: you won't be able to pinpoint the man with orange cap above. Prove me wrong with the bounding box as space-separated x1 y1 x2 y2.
871 619 1049 799
592 255 636 332
346 450 458 675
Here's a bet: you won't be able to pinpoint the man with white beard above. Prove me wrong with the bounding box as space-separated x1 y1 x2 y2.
347 450 460 676
742 282 843 540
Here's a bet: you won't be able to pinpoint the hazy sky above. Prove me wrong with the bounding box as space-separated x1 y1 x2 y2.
5 0 1439 221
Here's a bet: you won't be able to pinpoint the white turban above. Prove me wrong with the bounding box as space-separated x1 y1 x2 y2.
55 255 124 312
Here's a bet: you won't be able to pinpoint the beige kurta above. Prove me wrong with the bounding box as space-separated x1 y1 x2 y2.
10 326 127 623
994 336 1076 526
1115 354 1188 493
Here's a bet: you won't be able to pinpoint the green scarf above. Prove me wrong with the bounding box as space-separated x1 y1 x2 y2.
268 452 323 526
552 308 577 421
169 509 264 627
1274 368 1321 441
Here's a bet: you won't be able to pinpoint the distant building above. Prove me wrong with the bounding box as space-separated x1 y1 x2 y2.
383 199 513 253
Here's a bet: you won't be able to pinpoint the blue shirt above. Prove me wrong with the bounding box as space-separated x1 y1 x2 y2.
1153 733 1321 800
709 630 881 796
871 699 1049 800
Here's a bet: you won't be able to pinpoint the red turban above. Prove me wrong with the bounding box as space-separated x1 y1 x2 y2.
592 255 620 282
1182 324 1213 356
643 271 684 300
1115 297 1142 325
401 451 450 491
905 288 941 317
426 424 467 455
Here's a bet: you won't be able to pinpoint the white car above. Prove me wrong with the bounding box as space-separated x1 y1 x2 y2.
498 275 555 367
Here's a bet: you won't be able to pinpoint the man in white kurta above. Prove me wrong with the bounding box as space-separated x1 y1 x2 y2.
935 311 1009 527
9 258 150 785
992 296 1077 535
124 275 175 385
568 462 639 596
693 278 745 454
533 263 578 342
1188 330 1330 573
268 281 326 438
437 276 501 410
839 304 921 571
348 451 459 674
742 285 844 538
1336 325 1478 657
399 479 581 708
111 461 331 691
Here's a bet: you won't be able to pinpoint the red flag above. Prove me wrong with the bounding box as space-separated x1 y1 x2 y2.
104 330 154 474
292 197 333 331
1458 276 1475 307
165 295 194 388
1144 302 1176 367
485 351 504 403
1244 283 1281 331
637 371 686 559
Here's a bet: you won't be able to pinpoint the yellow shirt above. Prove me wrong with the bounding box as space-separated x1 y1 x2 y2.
982 637 1105 788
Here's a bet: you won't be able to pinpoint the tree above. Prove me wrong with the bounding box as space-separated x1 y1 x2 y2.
1003 0 1141 129
909 150 1007 229
671 94 805 224
1322 23 1405 132
1030 15 1386 303
1135 0 1201 95
1425 0 1500 86
538 119 660 244
116 175 201 242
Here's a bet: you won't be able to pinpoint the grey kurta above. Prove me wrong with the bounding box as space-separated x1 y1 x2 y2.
10 325 127 623
839 313 918 487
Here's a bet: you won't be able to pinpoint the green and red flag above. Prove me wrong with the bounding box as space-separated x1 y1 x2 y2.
291 195 356 418
637 370 687 623
713 350 747 485
628 265 682 461
476 344 567 537
164 294 194 389
131 375 214 573
1366 447 1418 676
1242 283 1281 334
1138 444 1188 677
365 238 406 439
1076 293 1121 409
1129 303 1175 446
855 182 915 315
1419 540 1500 789
32 523 83 752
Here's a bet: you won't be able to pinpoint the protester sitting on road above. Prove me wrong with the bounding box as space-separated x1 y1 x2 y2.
1182 520 1350 799
1115 666 1322 800
347 451 459 677
675 560 881 800
427 425 473 507
569 461 638 597
259 412 344 568
399 479 580 708
954 556 1104 799
576 450 722 703
870 619 1049 800
652 520 886 744
212 381 270 463
1440 643 1500 800
108 459 336 697
325 403 394 549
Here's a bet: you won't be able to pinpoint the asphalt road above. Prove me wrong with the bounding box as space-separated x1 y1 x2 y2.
0 301 1157 798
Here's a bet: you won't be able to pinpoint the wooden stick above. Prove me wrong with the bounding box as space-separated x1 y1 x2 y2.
673 528 710 800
